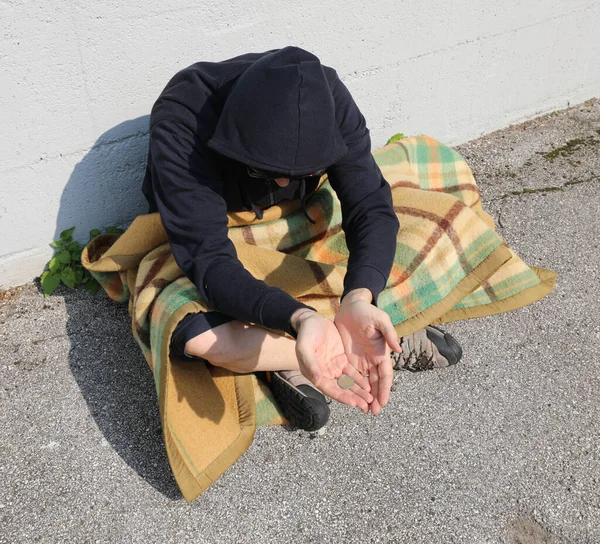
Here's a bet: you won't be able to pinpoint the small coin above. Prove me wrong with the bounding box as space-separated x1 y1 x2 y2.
337 375 355 389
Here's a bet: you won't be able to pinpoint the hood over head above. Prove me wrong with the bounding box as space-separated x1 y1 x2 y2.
207 47 347 176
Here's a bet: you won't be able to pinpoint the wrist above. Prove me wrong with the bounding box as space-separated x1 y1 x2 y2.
290 308 318 334
341 288 373 305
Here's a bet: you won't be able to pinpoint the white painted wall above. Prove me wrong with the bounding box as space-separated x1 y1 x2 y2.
1 0 599 288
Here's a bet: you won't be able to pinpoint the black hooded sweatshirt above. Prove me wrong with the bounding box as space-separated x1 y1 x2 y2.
142 47 399 335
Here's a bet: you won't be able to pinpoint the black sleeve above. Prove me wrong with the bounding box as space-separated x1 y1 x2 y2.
326 78 400 304
148 120 310 334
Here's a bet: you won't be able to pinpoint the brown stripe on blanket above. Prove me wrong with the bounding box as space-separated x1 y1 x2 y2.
242 226 257 245
133 278 172 343
393 200 465 284
306 260 339 314
135 250 171 297
149 277 172 292
280 224 342 255
133 320 151 350
482 280 497 301
390 179 481 203
389 180 419 190
307 260 334 295
431 184 480 207
439 218 473 276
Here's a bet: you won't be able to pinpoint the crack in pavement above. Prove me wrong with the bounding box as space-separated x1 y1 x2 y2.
487 174 599 202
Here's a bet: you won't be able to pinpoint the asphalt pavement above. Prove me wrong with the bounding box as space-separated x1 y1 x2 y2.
1 99 599 543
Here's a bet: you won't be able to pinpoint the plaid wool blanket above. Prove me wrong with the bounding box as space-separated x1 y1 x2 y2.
81 136 556 501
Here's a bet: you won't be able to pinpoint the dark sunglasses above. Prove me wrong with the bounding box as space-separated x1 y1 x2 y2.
247 166 327 182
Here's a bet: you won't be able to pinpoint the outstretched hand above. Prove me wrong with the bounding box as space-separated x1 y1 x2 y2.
294 311 373 413
334 289 401 414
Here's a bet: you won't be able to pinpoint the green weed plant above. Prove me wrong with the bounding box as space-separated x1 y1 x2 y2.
41 226 124 297
386 133 406 144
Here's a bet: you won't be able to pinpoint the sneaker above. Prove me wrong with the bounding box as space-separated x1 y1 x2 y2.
391 325 463 372
266 370 330 431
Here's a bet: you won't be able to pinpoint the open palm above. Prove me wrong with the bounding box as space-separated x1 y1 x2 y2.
295 314 373 412
335 299 401 414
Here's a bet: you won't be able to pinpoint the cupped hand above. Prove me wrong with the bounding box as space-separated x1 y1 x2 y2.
294 312 373 413
334 289 401 414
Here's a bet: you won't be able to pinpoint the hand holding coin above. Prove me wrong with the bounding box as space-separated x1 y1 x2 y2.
294 312 373 412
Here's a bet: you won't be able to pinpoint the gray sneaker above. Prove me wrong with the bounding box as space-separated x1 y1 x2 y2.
391 326 463 372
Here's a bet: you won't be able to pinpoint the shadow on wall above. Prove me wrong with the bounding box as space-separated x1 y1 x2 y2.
53 116 151 243
57 118 182 500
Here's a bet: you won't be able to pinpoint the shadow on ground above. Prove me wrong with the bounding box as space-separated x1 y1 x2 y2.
54 118 181 500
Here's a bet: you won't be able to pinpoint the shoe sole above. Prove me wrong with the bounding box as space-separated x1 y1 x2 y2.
425 326 463 366
267 372 330 432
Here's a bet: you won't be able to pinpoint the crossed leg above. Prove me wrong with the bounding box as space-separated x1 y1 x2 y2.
184 320 300 374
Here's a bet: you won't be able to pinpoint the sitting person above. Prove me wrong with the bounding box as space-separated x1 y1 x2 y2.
142 46 462 432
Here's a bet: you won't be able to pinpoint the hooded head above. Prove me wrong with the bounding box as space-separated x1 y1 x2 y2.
207 47 347 177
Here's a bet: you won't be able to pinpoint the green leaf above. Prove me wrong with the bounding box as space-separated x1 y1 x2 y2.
386 133 406 144
41 271 61 297
56 250 71 264
74 267 85 284
50 240 64 248
84 278 101 295
89 229 101 240
60 227 76 242
60 267 76 288
81 274 91 284
104 226 124 235
67 241 80 252
70 250 81 262
48 257 60 274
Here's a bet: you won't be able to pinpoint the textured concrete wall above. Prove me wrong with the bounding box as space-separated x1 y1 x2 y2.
1 0 599 288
